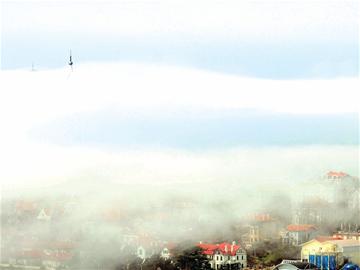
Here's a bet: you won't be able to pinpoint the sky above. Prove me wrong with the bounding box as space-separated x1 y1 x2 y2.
0 0 359 191
1 0 359 78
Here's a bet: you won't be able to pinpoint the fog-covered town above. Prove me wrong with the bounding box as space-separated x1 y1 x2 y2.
1 171 359 270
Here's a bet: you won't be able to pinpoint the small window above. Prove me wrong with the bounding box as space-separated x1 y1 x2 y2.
237 256 239 260
221 256 223 261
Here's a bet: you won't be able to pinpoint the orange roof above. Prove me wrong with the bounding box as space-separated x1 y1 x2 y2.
254 213 272 222
287 224 317 232
327 171 348 178
315 236 343 242
16 200 37 212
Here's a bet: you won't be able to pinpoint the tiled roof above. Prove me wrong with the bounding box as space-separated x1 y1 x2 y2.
327 171 348 178
15 250 73 261
254 213 272 222
316 236 343 242
287 224 317 232
16 201 37 212
198 242 242 256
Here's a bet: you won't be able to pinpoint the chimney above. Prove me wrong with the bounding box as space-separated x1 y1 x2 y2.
231 241 235 253
225 245 228 253
199 241 202 244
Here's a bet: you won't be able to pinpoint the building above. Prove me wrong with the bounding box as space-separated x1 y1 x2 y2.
322 172 359 211
292 197 331 226
285 224 318 246
198 241 247 270
333 231 360 241
301 238 360 269
247 214 281 244
160 242 176 260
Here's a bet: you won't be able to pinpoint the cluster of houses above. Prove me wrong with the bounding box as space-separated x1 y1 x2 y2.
1 171 359 270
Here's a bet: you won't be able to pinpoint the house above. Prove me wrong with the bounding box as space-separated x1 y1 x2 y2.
333 231 360 241
135 235 163 260
334 232 360 241
285 224 318 246
301 238 360 269
42 251 73 270
322 172 359 210
292 197 331 226
160 242 176 260
247 214 281 244
198 241 247 270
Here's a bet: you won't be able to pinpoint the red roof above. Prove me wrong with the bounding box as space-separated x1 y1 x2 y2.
198 242 242 256
327 171 348 178
255 213 272 222
43 252 73 262
16 249 43 259
315 236 343 242
16 201 37 212
16 249 73 261
287 224 317 232
47 241 76 249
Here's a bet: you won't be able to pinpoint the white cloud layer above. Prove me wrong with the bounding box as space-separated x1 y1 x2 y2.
0 63 358 189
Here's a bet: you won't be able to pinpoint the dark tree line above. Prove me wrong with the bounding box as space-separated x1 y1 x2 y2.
114 246 211 270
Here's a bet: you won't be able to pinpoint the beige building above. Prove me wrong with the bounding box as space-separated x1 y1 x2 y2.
301 238 360 269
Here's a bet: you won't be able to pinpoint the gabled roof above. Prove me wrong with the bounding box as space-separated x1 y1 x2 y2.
198 242 242 256
316 236 343 242
301 236 344 246
327 171 348 178
287 224 316 232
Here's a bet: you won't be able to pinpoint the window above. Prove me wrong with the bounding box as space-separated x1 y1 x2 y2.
228 256 230 260
216 256 219 261
237 256 239 260
221 256 223 261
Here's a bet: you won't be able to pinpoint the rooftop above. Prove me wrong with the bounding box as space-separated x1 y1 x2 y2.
287 224 317 232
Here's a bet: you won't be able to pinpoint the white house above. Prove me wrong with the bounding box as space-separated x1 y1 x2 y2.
285 224 318 246
198 242 247 270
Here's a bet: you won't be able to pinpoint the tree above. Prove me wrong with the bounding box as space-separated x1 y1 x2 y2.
250 240 301 267
175 247 211 270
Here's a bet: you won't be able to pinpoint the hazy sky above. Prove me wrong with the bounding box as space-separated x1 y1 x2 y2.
1 0 358 78
0 1 359 190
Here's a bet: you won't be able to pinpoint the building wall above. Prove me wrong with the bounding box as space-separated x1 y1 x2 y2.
207 251 247 270
341 246 360 265
289 230 318 246
301 240 360 269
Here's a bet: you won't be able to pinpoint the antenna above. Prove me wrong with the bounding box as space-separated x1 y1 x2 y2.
31 62 35 72
68 49 73 71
